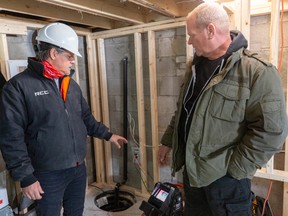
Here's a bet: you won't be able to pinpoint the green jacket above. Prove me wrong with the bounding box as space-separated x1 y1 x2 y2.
161 48 288 187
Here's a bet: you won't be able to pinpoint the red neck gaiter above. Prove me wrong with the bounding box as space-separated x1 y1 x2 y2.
42 60 64 79
41 60 70 102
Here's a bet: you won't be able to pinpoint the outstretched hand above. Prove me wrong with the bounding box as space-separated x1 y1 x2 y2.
157 145 172 166
109 134 128 149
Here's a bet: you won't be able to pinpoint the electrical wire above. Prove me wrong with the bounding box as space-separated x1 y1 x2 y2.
133 155 154 183
128 113 139 147
133 157 151 193
88 184 105 193
261 180 273 216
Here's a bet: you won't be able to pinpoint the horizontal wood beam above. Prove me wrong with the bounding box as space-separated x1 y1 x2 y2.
222 1 288 16
255 168 288 183
127 0 180 17
0 14 90 36
91 17 185 39
0 0 115 29
37 0 146 24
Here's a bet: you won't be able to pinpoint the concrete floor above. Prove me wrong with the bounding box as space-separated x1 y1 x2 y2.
83 185 145 216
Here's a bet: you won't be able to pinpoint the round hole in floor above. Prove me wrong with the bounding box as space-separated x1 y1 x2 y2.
94 189 137 212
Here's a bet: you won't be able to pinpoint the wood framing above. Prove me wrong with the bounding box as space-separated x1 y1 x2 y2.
90 8 288 216
148 30 160 183
1 0 115 29
91 17 186 39
134 32 149 194
86 35 106 183
96 38 114 184
37 0 146 24
0 3 287 214
0 34 9 81
284 63 288 216
127 0 180 17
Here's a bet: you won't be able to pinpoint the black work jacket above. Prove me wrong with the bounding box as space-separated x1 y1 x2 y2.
0 58 112 187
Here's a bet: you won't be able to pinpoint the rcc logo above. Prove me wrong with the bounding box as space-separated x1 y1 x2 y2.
34 90 49 96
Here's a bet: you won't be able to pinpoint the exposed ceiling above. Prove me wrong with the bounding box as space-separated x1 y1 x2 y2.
0 0 287 32
0 0 203 31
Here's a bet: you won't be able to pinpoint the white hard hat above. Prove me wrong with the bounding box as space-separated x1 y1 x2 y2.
36 22 82 57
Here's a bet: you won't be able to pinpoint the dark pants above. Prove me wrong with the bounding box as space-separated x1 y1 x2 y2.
183 170 252 216
34 162 87 216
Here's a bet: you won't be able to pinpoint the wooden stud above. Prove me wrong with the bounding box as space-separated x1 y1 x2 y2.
134 32 149 194
232 0 251 48
283 56 288 216
269 0 280 66
148 30 160 183
97 38 113 184
241 0 251 48
283 59 288 216
86 35 106 183
0 34 10 81
265 0 281 175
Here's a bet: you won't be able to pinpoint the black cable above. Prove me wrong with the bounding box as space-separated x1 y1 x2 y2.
88 184 105 193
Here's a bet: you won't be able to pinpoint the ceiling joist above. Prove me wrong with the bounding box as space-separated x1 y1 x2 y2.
0 0 116 29
37 0 146 24
0 0 286 31
126 0 181 17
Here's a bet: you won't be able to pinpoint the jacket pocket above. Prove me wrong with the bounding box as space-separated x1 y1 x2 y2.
260 100 283 133
210 84 250 122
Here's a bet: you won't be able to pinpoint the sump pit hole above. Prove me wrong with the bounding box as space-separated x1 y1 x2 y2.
94 190 137 212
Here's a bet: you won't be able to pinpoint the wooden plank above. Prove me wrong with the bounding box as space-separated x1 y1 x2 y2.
86 35 106 183
73 56 80 84
251 2 288 15
261 0 277 184
97 38 113 184
148 30 159 183
241 0 251 49
91 17 186 39
232 0 251 48
0 0 114 29
134 32 148 193
283 60 288 216
38 0 146 24
269 0 280 66
128 0 180 17
255 169 288 183
0 34 10 81
0 23 27 35
0 15 91 36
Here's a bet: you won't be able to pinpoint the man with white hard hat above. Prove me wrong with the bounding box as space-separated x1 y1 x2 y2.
0 22 127 216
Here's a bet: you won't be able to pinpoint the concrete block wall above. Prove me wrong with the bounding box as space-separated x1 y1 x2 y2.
104 27 187 191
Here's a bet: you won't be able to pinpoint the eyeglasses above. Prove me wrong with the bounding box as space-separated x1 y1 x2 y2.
56 49 75 61
61 52 75 61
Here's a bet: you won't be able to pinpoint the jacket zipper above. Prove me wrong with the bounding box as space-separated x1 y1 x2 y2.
183 59 224 142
